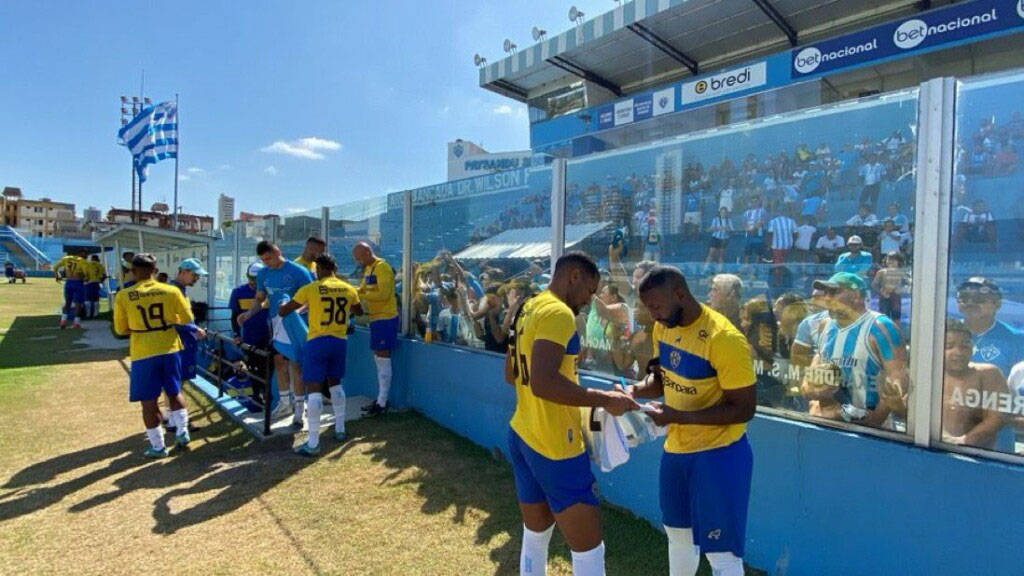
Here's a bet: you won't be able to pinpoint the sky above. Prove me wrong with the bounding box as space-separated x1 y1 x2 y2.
0 0 612 221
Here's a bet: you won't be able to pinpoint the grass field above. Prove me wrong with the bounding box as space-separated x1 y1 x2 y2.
0 280 760 575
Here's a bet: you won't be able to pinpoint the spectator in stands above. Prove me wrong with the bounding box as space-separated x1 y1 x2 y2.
955 199 997 250
705 206 733 272
591 284 633 376
815 226 845 264
742 196 767 268
438 285 481 348
942 319 1009 451
886 202 910 234
955 277 1024 379
792 216 817 262
682 189 702 242
859 154 887 210
718 178 736 214
740 297 782 405
876 219 904 257
872 252 909 323
766 208 797 264
800 189 827 222
846 203 878 229
709 273 743 329
800 273 908 428
834 235 873 278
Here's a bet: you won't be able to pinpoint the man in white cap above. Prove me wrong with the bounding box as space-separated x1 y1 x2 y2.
833 235 873 278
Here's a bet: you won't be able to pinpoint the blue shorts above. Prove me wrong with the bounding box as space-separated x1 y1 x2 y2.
64 279 85 305
302 336 347 383
660 435 752 556
129 353 182 402
85 282 100 301
175 326 198 381
507 427 598 514
369 316 399 352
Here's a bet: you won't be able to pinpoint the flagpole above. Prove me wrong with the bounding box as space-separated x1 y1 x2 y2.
173 93 179 231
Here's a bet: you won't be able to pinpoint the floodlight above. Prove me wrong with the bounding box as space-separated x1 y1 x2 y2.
532 26 547 41
474 53 487 66
503 39 517 54
569 6 585 24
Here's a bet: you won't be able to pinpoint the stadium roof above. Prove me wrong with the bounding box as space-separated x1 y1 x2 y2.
479 0 952 101
454 221 610 260
94 223 214 253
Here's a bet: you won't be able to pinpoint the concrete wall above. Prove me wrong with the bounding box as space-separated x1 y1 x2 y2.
341 332 1024 576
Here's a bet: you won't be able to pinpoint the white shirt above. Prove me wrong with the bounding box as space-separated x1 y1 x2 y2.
794 225 817 251
879 230 903 254
846 213 878 227
859 163 886 185
719 187 734 212
816 235 845 251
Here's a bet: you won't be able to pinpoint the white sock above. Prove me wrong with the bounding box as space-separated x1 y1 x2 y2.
521 524 554 575
705 552 744 576
172 408 189 435
330 384 346 433
293 395 305 423
145 426 165 451
306 393 323 448
570 542 605 576
375 357 392 406
666 527 700 576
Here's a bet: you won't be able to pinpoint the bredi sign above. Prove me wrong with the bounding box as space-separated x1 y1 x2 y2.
792 0 1024 78
682 62 767 104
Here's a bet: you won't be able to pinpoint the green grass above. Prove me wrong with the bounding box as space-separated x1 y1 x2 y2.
0 281 761 575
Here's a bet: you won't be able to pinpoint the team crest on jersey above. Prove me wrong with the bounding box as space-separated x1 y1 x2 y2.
128 291 140 301
707 529 722 540
976 343 1001 362
318 285 329 295
669 350 681 369
698 329 709 341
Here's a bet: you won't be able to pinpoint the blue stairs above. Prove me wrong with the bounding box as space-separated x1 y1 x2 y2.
0 226 51 269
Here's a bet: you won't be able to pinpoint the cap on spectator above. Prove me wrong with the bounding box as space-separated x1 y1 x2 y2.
813 272 868 294
847 235 863 245
246 262 265 278
957 277 1001 297
131 253 157 267
178 258 208 276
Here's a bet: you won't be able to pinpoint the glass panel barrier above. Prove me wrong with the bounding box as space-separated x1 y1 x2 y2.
409 167 553 351
565 90 919 435
279 208 322 265
327 196 404 326
942 70 1024 457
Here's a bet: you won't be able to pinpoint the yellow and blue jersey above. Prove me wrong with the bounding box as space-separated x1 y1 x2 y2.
653 304 756 454
509 290 585 460
358 257 397 321
113 278 193 361
293 277 360 341
295 256 317 274
84 261 106 283
54 255 87 279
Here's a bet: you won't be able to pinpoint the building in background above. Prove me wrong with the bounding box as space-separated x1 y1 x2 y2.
83 206 102 222
218 194 235 228
105 207 213 234
1 187 22 227
15 197 77 238
238 211 278 239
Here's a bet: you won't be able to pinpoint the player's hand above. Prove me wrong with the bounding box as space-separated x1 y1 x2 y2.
644 402 680 427
613 381 636 398
602 390 640 416
942 433 966 446
233 337 242 346
195 328 207 340
236 311 248 326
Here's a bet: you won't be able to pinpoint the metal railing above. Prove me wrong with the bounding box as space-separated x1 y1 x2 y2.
196 329 275 436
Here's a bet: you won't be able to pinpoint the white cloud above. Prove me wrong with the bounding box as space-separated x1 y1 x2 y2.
264 166 278 175
493 105 514 115
179 174 191 181
186 167 205 174
261 137 342 160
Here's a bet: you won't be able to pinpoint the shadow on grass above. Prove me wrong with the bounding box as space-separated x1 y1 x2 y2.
354 411 672 576
0 315 124 369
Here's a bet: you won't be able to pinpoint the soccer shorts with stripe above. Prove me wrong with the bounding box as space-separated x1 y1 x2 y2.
507 427 598 514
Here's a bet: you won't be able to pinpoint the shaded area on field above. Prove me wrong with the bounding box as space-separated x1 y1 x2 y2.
0 315 124 369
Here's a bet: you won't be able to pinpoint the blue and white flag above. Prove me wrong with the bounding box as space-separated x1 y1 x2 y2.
118 101 177 183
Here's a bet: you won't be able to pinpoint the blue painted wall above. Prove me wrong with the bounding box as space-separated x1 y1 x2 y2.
353 335 1024 576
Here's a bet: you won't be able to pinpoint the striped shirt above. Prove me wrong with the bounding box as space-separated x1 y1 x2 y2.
710 216 733 240
767 216 797 251
813 310 903 410
743 208 766 237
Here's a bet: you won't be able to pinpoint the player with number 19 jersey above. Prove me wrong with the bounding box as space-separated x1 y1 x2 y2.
292 276 360 383
113 277 193 402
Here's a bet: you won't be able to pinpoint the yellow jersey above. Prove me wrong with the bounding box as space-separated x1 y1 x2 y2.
54 255 87 280
85 261 106 283
653 304 756 454
113 278 193 360
293 277 360 341
358 257 397 321
295 256 317 274
509 290 585 460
